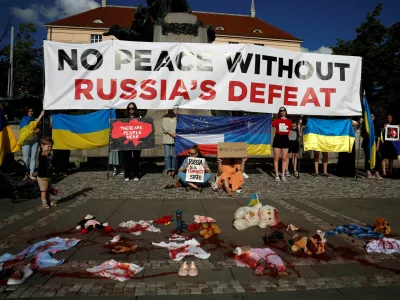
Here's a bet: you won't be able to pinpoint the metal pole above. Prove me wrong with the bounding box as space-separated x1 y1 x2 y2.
7 26 14 98
107 109 112 179
355 123 362 180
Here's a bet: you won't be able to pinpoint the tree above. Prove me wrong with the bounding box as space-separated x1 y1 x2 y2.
331 3 400 122
0 22 43 100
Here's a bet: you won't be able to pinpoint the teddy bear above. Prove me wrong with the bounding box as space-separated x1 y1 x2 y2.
233 203 279 231
373 218 391 235
76 214 112 234
199 223 221 239
290 232 325 255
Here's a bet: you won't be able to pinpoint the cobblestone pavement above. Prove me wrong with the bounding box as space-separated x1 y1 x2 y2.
0 167 400 298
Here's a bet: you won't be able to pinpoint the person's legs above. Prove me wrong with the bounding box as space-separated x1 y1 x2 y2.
171 144 177 174
381 159 387 176
21 143 31 173
29 140 39 176
273 148 281 176
178 172 187 186
163 144 171 173
322 152 330 176
281 149 289 176
292 153 298 172
132 150 141 179
123 151 132 179
203 172 212 183
389 159 393 176
313 151 320 174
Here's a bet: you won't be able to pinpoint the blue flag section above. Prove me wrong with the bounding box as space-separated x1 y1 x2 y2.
175 114 272 156
52 109 115 150
393 141 400 160
363 96 376 169
303 118 356 153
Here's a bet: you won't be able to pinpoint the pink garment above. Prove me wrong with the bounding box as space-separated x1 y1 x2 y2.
152 238 210 261
194 215 216 223
87 259 144 282
234 247 286 273
366 238 400 254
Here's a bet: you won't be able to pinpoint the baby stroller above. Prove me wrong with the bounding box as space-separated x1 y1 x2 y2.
0 153 40 202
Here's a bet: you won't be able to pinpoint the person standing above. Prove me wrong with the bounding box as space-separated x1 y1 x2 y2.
271 107 292 182
37 137 57 209
380 114 397 178
19 108 45 180
360 112 382 179
123 102 141 182
286 116 302 178
162 109 177 176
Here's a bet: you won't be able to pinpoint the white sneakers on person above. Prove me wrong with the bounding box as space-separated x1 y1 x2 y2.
124 178 130 182
243 172 249 179
133 177 140 182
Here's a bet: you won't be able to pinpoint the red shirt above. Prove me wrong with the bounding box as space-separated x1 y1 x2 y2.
272 118 292 135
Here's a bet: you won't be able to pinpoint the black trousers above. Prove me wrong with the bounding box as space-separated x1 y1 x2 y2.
337 144 356 177
123 150 141 178
53 150 70 174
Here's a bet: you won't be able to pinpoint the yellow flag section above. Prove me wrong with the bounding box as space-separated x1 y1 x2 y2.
303 118 356 153
0 109 19 165
18 116 37 147
52 110 116 150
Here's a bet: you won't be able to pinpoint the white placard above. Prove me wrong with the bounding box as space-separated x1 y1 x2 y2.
385 125 399 141
185 157 205 183
43 40 362 116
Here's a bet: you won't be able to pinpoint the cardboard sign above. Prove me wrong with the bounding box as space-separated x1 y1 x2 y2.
385 125 399 141
185 157 205 183
110 118 155 150
218 142 248 158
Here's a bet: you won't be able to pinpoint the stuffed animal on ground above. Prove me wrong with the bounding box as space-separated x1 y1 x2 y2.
373 218 391 235
110 245 137 254
290 233 325 255
76 215 112 234
199 223 221 239
233 203 279 231
176 209 188 233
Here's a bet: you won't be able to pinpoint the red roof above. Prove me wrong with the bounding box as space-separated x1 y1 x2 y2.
46 6 301 41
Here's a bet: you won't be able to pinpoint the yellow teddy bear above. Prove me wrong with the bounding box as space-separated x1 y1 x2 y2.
199 223 222 239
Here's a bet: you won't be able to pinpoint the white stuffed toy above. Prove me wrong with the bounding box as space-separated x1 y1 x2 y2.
233 203 280 231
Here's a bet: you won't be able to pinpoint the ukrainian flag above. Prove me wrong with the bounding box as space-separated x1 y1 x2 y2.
303 118 356 153
52 110 115 150
363 96 376 169
0 109 19 166
18 116 37 147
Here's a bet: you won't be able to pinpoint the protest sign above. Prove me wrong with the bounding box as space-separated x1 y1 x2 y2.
110 118 155 150
185 157 205 183
218 142 248 158
44 41 362 116
385 125 399 141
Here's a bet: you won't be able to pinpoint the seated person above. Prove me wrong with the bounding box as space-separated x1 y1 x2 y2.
177 145 212 192
217 157 247 196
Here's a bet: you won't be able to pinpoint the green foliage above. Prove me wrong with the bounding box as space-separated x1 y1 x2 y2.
331 3 400 122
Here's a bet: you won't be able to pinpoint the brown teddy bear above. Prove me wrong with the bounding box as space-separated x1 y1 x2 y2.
373 218 391 235
199 223 221 239
290 234 325 255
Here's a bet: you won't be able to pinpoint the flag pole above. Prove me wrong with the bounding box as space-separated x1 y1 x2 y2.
355 90 365 181
107 108 112 179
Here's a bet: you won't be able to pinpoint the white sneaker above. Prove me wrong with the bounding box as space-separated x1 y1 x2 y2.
285 171 290 177
7 264 34 285
243 172 249 179
281 176 288 182
124 178 130 182
133 177 140 182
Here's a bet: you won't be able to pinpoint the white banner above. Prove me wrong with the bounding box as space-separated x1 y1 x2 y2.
186 157 205 183
44 40 362 115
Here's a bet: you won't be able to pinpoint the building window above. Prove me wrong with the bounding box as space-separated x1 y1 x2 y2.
253 29 263 33
93 19 104 24
254 43 264 46
215 26 225 31
90 34 102 43
229 42 238 44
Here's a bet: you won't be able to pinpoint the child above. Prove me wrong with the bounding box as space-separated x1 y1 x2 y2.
37 137 57 209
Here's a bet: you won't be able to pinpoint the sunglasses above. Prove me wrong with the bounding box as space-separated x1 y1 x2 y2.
128 107 135 110
279 109 286 112
189 152 198 155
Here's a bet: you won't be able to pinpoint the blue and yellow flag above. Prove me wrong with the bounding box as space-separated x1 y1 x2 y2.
52 110 115 150
18 116 37 147
0 109 19 166
393 141 400 160
303 118 356 153
363 96 376 169
246 193 259 207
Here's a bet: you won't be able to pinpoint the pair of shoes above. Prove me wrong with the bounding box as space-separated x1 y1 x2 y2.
281 176 288 182
374 174 383 180
312 173 319 178
285 171 291 177
42 202 51 209
293 171 299 178
321 173 332 178
275 175 280 182
133 177 140 182
367 172 374 179
178 261 198 276
124 177 130 182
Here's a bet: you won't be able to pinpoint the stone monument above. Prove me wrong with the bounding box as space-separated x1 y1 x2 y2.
104 0 216 157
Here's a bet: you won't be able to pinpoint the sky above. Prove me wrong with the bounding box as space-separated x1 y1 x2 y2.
0 0 399 53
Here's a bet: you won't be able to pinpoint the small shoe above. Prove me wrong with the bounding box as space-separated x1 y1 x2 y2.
321 173 332 178
275 176 281 182
312 173 319 178
133 177 140 182
188 261 198 277
178 261 189 276
243 172 249 179
293 171 299 178
7 264 34 285
281 176 288 182
367 172 374 179
124 177 130 182
374 174 383 180
285 171 290 177
42 201 50 209
50 201 57 207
